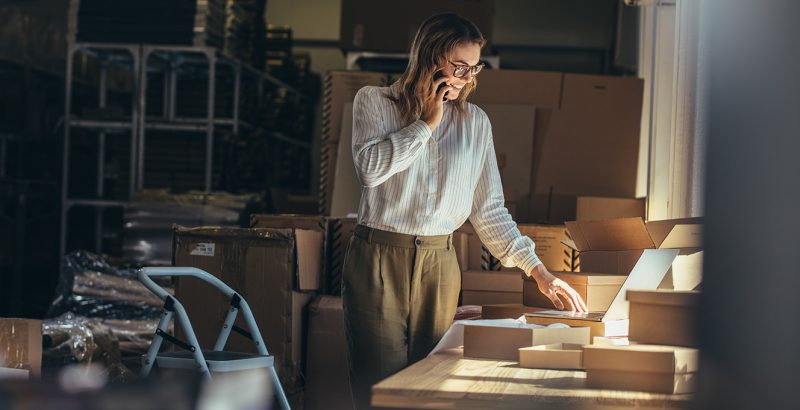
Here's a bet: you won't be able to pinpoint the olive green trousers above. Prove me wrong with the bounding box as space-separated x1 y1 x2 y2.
342 224 461 410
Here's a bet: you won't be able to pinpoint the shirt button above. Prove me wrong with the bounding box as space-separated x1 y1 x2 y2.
415 239 422 245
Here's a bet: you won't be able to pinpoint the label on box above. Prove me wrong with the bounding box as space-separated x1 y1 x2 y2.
190 243 215 257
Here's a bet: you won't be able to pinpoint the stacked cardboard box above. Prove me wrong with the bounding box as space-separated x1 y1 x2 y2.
172 226 322 401
305 296 354 410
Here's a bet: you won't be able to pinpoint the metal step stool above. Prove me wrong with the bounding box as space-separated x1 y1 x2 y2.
138 267 290 410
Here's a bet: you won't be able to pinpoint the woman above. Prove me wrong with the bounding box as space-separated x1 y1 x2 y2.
341 13 588 409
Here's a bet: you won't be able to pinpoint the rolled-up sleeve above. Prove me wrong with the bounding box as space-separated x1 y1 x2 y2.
351 86 432 188
468 116 542 276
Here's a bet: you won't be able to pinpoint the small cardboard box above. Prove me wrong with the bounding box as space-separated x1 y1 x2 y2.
583 344 698 394
522 272 626 311
519 343 584 370
525 248 678 338
627 290 699 347
576 196 645 221
462 270 524 293
463 323 590 361
305 296 354 410
481 304 548 320
0 318 42 378
461 290 521 306
565 217 702 275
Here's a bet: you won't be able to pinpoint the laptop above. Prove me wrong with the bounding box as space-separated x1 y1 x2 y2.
526 248 679 323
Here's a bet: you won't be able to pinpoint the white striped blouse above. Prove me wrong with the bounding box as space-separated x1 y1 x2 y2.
351 82 542 275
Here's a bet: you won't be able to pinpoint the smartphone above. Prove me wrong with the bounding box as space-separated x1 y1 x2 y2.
434 70 449 101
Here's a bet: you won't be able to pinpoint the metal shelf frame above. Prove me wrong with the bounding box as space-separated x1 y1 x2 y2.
60 41 313 259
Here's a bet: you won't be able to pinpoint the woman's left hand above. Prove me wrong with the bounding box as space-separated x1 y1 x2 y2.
530 264 588 312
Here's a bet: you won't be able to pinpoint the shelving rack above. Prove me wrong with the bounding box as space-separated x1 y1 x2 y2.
60 41 310 259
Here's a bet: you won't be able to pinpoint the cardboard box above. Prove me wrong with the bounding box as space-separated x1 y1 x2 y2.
480 304 549 320
461 290 521 306
305 296 354 410
0 318 42 378
576 196 645 221
523 272 626 311
592 336 631 346
330 103 360 217
565 217 702 275
340 0 494 52
453 231 470 270
627 290 699 347
476 104 537 218
462 270 523 293
456 222 490 271
519 343 584 370
463 323 590 361
583 344 698 394
525 248 678 338
531 74 644 223
319 71 398 215
250 214 326 232
495 224 578 273
173 227 318 394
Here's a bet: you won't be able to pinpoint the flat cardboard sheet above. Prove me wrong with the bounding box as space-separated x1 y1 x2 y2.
330 103 360 217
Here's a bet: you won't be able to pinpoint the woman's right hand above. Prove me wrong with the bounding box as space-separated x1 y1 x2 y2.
421 75 452 133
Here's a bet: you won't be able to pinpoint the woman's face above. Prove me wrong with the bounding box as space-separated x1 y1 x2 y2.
442 42 482 101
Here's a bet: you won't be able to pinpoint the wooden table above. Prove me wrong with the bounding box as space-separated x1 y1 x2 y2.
372 348 692 409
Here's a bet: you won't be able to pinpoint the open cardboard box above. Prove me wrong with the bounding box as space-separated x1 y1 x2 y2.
519 343 584 370
525 248 678 338
582 344 698 394
463 322 590 361
627 289 699 347
564 217 702 275
523 272 626 311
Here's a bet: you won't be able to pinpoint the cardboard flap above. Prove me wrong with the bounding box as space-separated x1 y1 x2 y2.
645 217 703 248
295 229 324 291
658 224 703 249
603 249 678 321
565 218 655 251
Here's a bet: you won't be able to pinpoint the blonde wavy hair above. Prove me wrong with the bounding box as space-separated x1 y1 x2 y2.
389 13 486 124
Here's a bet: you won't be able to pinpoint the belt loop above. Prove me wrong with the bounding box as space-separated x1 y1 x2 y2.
448 234 453 250
367 226 374 244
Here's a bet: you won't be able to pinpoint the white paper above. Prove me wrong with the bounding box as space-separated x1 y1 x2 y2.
190 243 215 257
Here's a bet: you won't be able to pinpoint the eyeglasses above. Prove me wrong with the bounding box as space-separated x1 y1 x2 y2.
449 61 484 78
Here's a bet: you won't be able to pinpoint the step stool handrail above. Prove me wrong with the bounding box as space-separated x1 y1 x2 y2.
139 266 236 300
